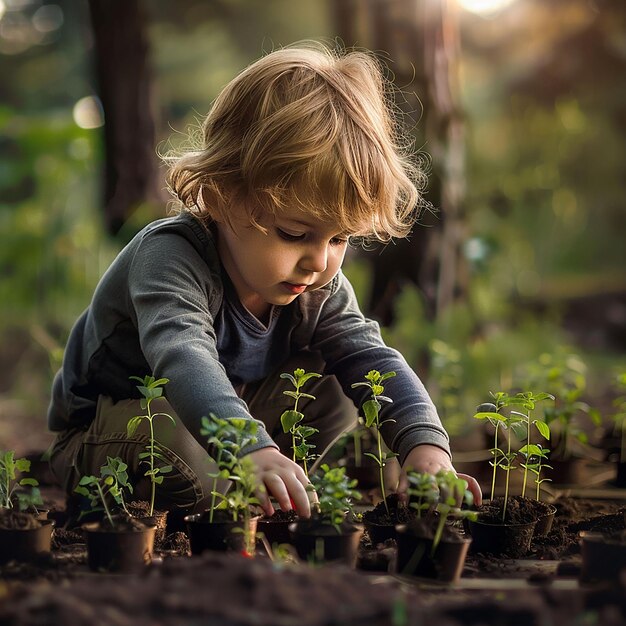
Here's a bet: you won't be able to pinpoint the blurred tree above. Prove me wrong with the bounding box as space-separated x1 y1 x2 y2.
88 0 160 236
333 0 468 323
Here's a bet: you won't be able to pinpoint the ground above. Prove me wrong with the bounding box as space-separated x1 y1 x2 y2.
0 469 625 625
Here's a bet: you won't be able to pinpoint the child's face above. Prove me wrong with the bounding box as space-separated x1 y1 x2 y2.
216 208 349 319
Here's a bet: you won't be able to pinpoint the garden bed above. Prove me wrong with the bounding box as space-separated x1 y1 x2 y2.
0 481 625 625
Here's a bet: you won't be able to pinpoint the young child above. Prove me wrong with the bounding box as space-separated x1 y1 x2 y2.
47 42 481 517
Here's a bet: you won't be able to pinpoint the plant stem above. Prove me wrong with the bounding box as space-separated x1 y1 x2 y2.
4 472 10 509
97 482 114 527
521 410 530 499
292 386 301 463
376 428 389 515
148 413 156 517
209 448 223 523
491 424 499 502
431 509 447 557
502 432 512 523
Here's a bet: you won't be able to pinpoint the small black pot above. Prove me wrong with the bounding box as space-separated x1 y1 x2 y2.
0 519 55 564
135 510 169 547
395 524 471 583
184 512 260 555
289 520 363 566
363 517 396 544
257 517 297 548
580 531 626 583
467 518 537 558
83 521 156 572
534 503 557 537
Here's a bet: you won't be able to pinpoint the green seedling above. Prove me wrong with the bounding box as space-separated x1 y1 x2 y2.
351 369 397 514
74 456 133 526
475 391 553 520
430 470 477 555
0 450 43 512
474 392 524 521
200 415 262 555
473 395 508 502
200 415 260 509
279 368 322 477
406 471 438 519
521 443 552 500
509 391 553 498
524 351 600 460
308 463 361 533
405 469 476 561
127 375 176 516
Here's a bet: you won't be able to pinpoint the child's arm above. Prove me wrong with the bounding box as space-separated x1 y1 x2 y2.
246 447 314 517
398 444 482 505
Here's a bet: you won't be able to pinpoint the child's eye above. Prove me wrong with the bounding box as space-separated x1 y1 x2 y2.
276 228 305 242
330 237 347 247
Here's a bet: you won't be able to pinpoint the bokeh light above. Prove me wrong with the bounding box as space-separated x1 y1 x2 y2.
73 96 105 129
458 0 517 16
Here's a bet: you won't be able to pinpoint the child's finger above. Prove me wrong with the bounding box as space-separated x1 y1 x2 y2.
263 473 292 513
282 474 311 518
458 473 482 506
255 487 275 517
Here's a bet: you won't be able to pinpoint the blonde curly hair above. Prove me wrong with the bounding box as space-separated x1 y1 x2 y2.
163 41 428 243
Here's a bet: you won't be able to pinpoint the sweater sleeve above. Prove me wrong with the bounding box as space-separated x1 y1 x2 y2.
126 231 277 456
307 272 450 465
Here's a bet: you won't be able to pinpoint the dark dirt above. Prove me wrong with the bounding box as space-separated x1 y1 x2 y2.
87 514 154 532
361 493 416 526
531 498 625 561
473 496 544 525
1 485 626 625
260 508 299 523
0 509 41 530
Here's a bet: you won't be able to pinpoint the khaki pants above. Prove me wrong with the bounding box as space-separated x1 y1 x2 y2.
49 352 357 512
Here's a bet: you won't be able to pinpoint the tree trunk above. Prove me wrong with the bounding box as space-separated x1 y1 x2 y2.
88 0 158 236
331 0 467 322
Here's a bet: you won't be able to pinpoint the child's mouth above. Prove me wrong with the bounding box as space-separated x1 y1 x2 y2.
281 282 308 294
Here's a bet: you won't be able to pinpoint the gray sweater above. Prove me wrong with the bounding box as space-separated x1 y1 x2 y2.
48 213 450 463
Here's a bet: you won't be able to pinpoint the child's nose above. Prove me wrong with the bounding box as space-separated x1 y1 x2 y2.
300 243 328 273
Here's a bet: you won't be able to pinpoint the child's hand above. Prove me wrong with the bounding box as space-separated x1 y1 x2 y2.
246 447 315 518
397 444 482 506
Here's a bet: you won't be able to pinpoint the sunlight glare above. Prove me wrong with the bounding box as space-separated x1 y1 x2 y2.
458 0 517 16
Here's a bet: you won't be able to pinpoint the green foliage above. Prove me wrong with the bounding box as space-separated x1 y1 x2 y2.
521 350 601 460
381 284 572 439
351 370 397 514
506 392 554 498
474 390 553 518
0 451 42 512
279 367 321 477
200 414 261 523
127 375 176 516
308 464 361 533
406 471 438 519
406 470 477 555
520 443 552 501
74 457 133 526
